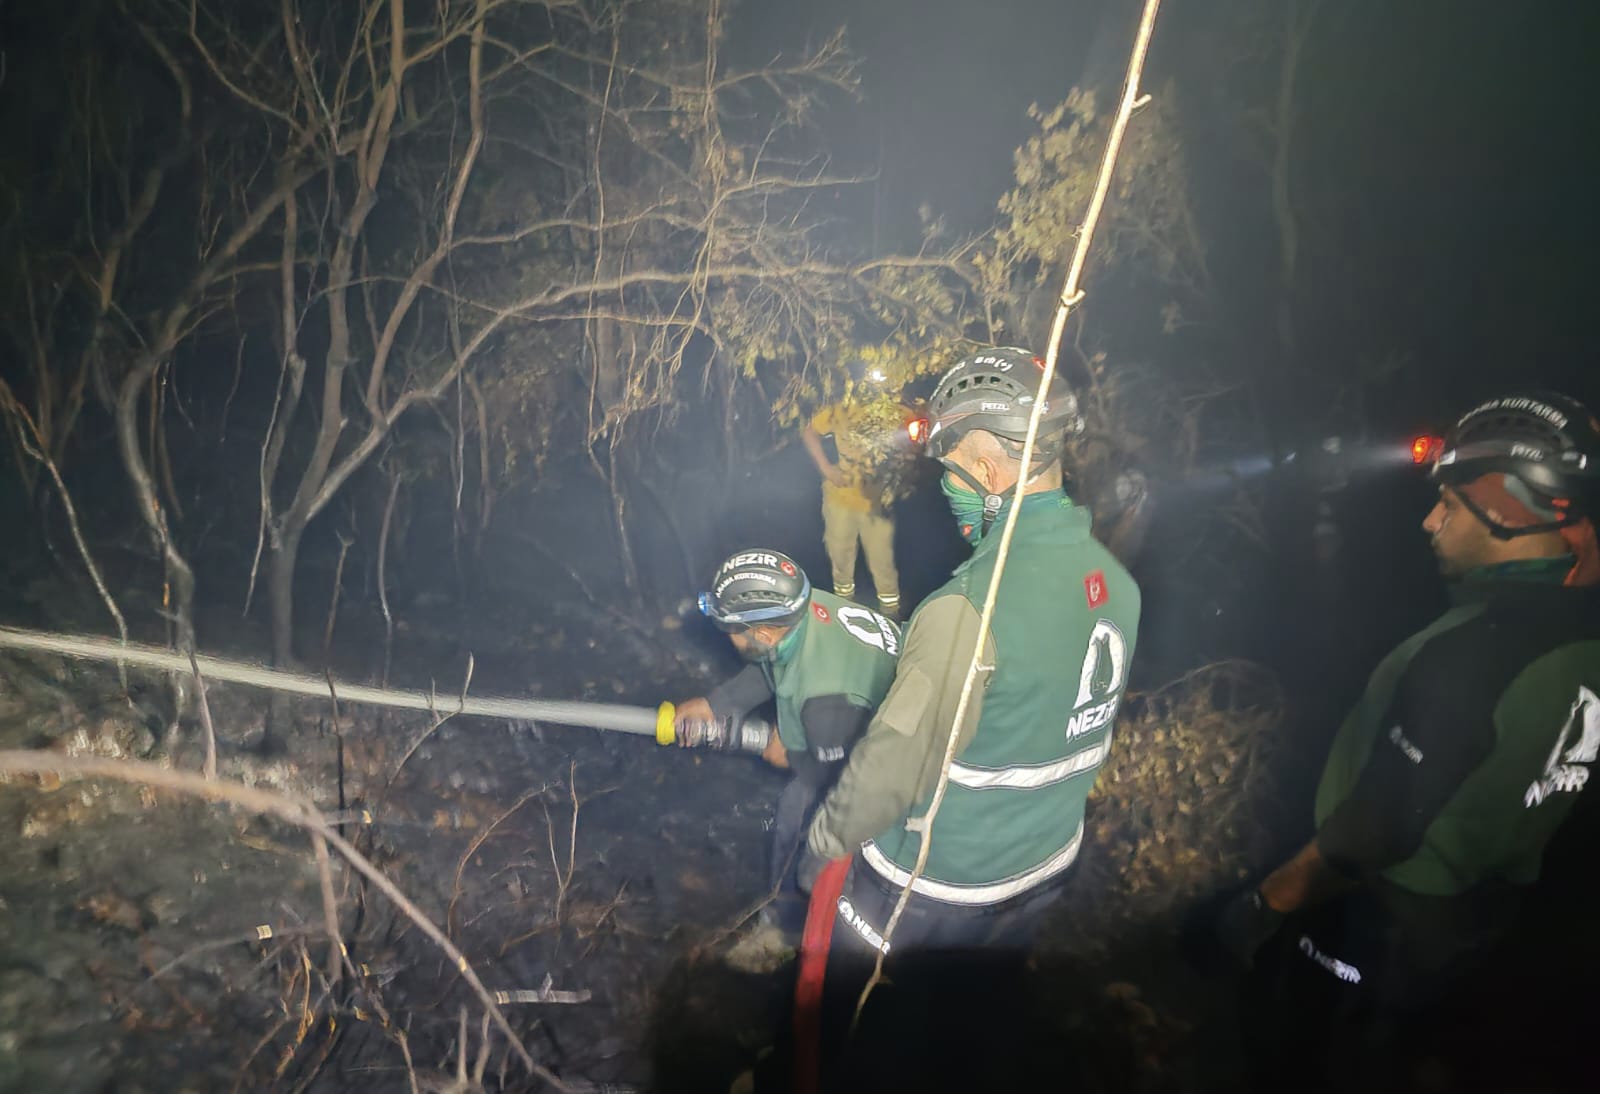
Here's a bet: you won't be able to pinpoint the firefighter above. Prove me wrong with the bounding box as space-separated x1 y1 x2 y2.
673 549 900 933
791 347 1143 1089
1213 391 1600 1089
800 360 921 620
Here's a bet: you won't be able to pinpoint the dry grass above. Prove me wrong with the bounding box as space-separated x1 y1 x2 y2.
1059 660 1287 957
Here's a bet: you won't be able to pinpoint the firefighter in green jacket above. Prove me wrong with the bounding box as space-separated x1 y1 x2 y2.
790 348 1141 1086
673 548 900 931
1214 391 1600 1087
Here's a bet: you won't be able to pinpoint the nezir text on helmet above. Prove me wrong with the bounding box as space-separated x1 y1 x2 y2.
722 552 780 571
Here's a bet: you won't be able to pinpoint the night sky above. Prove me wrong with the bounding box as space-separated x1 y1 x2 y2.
730 0 1105 244
3 0 1594 454
734 0 1600 421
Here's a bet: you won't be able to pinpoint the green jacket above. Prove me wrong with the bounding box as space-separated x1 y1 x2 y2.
707 590 900 774
1315 560 1600 903
768 590 901 757
811 491 1141 906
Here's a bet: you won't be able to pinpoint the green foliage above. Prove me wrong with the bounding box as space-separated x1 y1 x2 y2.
963 78 1233 533
983 82 1209 340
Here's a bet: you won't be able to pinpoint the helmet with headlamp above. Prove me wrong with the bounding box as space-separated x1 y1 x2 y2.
1432 391 1600 536
923 347 1084 541
697 549 811 632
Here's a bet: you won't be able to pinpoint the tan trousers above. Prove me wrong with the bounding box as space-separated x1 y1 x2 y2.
821 494 900 615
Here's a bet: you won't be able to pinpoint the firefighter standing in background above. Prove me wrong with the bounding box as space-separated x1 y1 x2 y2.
1212 391 1600 1091
800 361 920 620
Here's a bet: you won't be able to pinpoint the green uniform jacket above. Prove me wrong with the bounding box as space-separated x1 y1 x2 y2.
707 590 900 774
809 491 1142 906
1315 560 1600 918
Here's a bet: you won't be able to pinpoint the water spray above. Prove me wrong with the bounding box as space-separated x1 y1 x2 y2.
0 625 680 745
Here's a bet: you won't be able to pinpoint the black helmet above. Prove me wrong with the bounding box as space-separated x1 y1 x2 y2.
924 346 1083 462
698 549 811 632
1433 392 1600 512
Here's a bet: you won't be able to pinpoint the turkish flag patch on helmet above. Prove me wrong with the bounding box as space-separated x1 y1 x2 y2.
1084 570 1108 610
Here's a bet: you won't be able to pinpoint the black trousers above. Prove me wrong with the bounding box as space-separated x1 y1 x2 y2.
1240 890 1510 1094
766 778 821 933
804 859 1068 1092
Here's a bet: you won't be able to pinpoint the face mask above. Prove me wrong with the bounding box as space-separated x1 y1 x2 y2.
737 620 804 664
737 631 779 663
772 622 805 665
941 473 988 545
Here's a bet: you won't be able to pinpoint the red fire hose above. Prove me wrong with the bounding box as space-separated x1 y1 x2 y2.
793 855 852 1094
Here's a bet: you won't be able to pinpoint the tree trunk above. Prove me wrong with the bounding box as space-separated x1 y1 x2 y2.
269 521 305 671
263 520 305 755
114 358 194 716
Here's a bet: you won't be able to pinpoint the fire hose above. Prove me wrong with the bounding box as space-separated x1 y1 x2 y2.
0 625 683 745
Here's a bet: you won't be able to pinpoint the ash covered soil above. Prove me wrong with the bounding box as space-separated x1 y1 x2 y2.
0 569 1256 1093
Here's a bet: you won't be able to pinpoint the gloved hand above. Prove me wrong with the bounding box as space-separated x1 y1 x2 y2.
676 713 740 748
678 713 775 753
1210 887 1285 969
796 844 829 895
672 696 714 743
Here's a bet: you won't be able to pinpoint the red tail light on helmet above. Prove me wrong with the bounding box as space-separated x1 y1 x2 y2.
1411 434 1444 465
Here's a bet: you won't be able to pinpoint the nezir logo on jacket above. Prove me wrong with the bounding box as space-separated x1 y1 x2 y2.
1525 686 1600 808
1066 619 1128 740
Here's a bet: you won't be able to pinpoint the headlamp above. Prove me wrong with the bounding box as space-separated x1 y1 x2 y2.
697 579 812 633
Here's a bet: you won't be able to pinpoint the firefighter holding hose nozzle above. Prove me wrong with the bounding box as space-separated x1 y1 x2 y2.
672 549 900 934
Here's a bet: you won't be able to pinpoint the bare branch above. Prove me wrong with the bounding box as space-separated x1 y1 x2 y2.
0 383 130 680
186 0 303 134
0 750 566 1086
185 646 219 780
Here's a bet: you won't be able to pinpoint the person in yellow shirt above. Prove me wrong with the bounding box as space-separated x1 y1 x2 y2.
800 361 917 619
